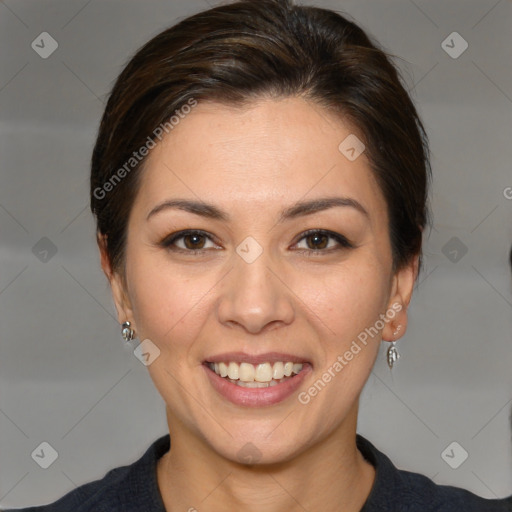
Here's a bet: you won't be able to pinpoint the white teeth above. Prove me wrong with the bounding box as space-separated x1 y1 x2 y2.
239 362 255 382
254 363 273 382
209 360 304 383
236 380 269 388
272 361 284 380
283 362 293 377
228 378 281 388
292 363 302 374
227 362 239 380
219 362 228 378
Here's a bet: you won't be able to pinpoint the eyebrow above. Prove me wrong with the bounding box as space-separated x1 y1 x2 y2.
146 196 369 222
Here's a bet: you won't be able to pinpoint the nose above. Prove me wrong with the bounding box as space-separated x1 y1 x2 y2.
217 246 295 334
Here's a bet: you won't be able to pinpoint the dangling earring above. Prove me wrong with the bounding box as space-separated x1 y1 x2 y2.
387 325 401 370
387 341 400 370
121 321 135 342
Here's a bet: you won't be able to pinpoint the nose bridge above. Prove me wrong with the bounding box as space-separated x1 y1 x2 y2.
235 241 273 298
217 236 294 333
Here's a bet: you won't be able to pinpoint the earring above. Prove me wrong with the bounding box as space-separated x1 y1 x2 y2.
387 325 402 370
387 341 400 370
121 321 135 342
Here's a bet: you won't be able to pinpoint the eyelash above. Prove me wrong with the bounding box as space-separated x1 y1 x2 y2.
159 229 355 256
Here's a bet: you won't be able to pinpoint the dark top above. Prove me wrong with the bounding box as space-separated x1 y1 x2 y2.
4 434 512 512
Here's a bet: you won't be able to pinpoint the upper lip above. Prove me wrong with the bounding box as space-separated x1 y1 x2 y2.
204 351 310 365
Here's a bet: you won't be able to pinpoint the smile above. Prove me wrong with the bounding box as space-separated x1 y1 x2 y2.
207 361 304 388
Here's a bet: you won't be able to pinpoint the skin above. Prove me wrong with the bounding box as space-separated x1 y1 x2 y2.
99 96 418 512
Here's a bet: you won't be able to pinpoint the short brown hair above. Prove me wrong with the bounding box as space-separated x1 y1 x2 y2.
91 0 431 276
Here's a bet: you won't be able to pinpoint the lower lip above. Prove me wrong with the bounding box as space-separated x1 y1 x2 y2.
203 364 312 407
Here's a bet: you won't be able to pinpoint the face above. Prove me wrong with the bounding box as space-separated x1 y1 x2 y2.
103 97 416 464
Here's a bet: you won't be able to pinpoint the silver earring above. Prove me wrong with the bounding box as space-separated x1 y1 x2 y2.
387 325 401 370
121 321 135 342
387 341 400 370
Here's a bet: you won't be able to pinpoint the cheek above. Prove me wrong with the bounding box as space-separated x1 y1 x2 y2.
127 253 390 346
296 265 388 400
297 261 390 341
126 254 215 352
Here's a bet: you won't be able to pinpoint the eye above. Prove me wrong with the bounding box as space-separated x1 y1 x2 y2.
159 228 354 256
293 229 354 253
160 230 220 253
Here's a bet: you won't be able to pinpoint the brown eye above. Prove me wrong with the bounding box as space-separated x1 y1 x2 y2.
160 230 219 253
305 232 329 250
182 233 206 250
294 229 354 253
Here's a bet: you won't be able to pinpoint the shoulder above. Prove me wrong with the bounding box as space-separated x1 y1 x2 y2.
2 435 170 512
394 467 512 512
356 434 512 512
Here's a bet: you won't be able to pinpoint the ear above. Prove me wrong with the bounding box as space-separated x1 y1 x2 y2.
381 254 419 342
98 233 134 325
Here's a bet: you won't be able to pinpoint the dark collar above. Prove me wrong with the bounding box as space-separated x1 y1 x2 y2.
139 433 387 511
131 433 511 512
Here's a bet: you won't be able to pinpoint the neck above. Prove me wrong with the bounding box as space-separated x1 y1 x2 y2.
157 405 375 512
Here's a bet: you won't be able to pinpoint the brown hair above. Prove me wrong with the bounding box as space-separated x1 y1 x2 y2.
90 0 431 276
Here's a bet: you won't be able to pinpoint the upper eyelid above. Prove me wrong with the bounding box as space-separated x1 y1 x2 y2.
163 229 351 250
162 230 219 248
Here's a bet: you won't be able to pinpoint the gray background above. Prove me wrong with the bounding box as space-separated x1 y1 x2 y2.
1 0 511 508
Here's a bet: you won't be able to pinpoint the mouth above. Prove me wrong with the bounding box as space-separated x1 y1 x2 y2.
202 354 311 406
205 360 304 388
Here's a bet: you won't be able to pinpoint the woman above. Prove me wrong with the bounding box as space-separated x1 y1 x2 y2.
5 0 512 510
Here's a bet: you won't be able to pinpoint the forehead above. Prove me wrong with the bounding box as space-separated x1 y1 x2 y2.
134 97 387 221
